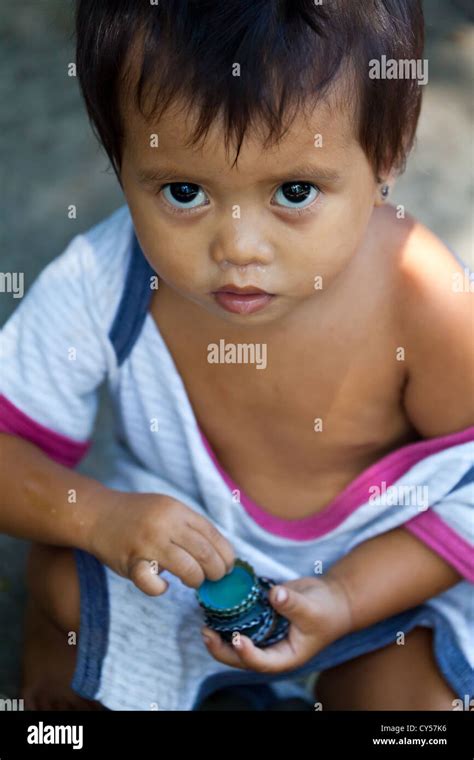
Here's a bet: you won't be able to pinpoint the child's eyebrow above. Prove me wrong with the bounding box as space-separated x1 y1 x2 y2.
136 163 343 186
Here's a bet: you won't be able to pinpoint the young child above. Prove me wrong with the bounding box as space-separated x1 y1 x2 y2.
0 0 472 711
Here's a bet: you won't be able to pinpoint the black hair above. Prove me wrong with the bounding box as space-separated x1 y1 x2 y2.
76 0 424 181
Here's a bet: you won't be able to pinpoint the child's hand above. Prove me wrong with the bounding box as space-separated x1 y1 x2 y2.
89 490 235 596
201 576 353 673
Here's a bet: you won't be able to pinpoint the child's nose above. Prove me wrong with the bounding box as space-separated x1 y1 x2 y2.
210 228 275 269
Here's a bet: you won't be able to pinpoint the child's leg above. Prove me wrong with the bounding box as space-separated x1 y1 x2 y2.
20 542 102 710
315 627 457 710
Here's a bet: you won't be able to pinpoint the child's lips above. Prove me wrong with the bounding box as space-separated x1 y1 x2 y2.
212 287 275 314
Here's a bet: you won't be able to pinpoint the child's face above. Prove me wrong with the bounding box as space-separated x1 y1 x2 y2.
120 92 381 326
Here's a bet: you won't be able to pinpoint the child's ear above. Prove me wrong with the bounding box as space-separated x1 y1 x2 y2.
374 169 397 207
374 183 390 207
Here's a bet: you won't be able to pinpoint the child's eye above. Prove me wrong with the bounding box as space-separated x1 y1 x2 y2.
161 182 209 210
273 182 320 210
159 180 320 215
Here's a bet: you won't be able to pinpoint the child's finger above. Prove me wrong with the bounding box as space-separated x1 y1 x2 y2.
268 585 318 631
229 632 306 672
165 544 206 588
201 628 300 673
181 527 229 580
189 517 235 574
128 558 169 596
201 628 250 669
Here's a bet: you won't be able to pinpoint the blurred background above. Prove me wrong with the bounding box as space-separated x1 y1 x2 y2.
0 0 473 703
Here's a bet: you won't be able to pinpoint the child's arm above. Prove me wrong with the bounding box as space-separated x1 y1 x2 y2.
328 225 473 633
0 432 109 549
0 237 235 595
313 229 472 637
323 527 462 632
0 432 235 595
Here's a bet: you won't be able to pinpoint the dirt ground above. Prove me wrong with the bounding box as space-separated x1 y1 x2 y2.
0 0 472 705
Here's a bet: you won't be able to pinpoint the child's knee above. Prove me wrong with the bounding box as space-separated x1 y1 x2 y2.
26 543 80 634
315 627 457 710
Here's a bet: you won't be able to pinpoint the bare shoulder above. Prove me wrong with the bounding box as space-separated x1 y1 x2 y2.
376 206 474 437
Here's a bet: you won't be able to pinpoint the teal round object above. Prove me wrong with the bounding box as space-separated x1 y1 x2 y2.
197 562 256 611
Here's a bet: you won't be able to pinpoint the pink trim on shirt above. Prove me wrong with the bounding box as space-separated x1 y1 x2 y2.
405 511 474 582
0 394 90 468
199 425 474 541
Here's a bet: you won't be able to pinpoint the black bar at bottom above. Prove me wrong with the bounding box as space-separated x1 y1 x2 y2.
0 710 472 757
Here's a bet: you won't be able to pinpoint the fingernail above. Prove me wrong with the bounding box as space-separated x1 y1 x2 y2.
274 587 288 604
